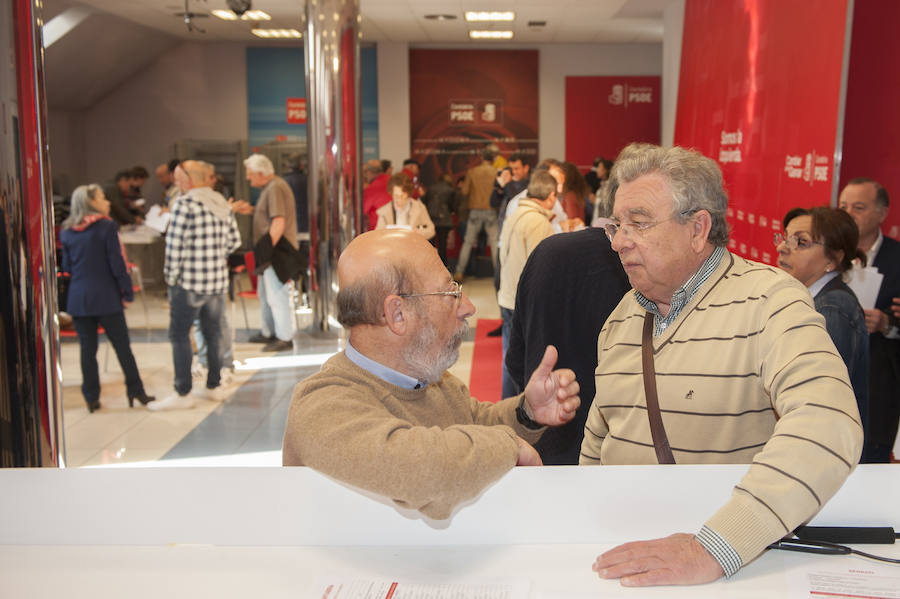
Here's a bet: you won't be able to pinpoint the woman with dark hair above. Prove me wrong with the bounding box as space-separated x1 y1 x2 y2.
560 161 590 223
591 158 615 228
776 206 869 439
375 172 435 239
60 184 155 413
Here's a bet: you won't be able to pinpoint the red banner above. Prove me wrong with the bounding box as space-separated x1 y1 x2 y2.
839 0 900 240
409 49 538 186
674 0 847 265
565 76 661 171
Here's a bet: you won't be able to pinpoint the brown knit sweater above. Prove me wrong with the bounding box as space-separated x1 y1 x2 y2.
282 352 545 519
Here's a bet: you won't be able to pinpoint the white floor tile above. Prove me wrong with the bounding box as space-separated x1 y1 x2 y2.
60 273 500 467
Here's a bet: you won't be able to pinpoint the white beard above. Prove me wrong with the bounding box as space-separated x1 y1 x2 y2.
403 319 469 384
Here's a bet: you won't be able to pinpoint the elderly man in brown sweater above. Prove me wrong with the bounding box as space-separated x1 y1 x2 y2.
283 229 580 519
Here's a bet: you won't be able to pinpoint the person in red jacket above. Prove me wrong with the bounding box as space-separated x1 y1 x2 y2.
363 159 391 231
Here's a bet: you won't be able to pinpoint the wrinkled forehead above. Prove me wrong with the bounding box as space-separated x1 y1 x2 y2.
612 173 674 219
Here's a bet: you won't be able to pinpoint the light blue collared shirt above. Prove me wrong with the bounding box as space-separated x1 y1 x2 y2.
344 341 425 389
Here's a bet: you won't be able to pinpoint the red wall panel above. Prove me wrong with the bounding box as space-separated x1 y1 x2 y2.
565 76 660 172
409 49 538 186
839 0 900 240
675 0 847 264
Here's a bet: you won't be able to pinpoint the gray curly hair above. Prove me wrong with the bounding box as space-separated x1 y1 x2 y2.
605 143 730 247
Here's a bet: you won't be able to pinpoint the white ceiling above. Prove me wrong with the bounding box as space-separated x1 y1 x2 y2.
40 0 669 110
44 0 670 44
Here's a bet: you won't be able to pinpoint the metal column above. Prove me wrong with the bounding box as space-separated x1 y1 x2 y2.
305 0 361 334
0 0 64 467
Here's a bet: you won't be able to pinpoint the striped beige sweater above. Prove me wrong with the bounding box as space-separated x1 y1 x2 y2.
580 251 863 565
283 352 544 520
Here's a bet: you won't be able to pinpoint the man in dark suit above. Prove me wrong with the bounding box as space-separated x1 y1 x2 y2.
840 178 900 462
505 227 631 464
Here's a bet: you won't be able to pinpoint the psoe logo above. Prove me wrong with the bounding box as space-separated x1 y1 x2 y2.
627 87 653 103
449 101 476 124
608 84 624 105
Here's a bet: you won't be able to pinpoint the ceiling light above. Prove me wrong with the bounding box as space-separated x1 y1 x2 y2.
424 14 457 21
241 10 271 21
469 30 513 39
212 9 237 20
213 9 271 21
465 11 515 22
251 28 302 38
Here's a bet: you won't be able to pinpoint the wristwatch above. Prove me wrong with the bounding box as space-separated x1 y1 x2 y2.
516 395 543 430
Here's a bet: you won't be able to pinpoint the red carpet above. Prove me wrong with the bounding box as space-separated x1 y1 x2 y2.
469 318 502 403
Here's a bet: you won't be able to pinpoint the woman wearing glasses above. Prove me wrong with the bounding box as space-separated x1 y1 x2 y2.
775 206 869 444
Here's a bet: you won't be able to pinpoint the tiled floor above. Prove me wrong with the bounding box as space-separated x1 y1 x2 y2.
59 274 500 468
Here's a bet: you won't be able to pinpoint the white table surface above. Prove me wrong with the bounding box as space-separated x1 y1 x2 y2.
1 465 898 597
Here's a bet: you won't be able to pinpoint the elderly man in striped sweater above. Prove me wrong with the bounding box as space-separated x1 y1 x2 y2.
581 143 863 586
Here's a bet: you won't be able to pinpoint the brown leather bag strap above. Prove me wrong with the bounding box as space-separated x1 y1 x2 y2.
642 314 675 464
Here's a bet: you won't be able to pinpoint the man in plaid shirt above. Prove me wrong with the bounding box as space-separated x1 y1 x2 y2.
150 160 241 411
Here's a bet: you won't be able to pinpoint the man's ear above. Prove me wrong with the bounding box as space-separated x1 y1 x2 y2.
383 295 408 336
690 210 713 252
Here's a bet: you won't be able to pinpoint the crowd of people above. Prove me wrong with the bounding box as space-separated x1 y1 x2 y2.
288 141 898 588
59 153 308 412
56 140 899 586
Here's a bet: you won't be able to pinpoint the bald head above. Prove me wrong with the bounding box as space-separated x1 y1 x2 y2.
337 230 438 327
182 160 213 188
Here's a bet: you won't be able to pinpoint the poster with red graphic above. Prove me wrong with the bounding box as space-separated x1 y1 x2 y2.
839 0 900 241
674 0 847 265
409 50 538 186
286 98 306 124
565 76 661 172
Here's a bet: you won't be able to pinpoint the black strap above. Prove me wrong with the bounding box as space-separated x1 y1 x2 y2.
642 315 675 464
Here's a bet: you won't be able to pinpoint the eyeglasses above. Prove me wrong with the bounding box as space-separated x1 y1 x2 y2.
604 209 697 242
773 232 823 251
398 280 463 302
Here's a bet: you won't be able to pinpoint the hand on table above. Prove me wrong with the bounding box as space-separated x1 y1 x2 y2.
515 436 542 466
592 533 724 587
522 345 579 427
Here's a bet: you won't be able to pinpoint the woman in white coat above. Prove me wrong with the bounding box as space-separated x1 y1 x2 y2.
375 172 435 240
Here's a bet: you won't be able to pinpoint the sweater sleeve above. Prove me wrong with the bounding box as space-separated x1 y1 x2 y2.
464 382 545 445
523 216 554 256
104 223 133 302
702 280 864 566
164 199 190 287
282 372 521 520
